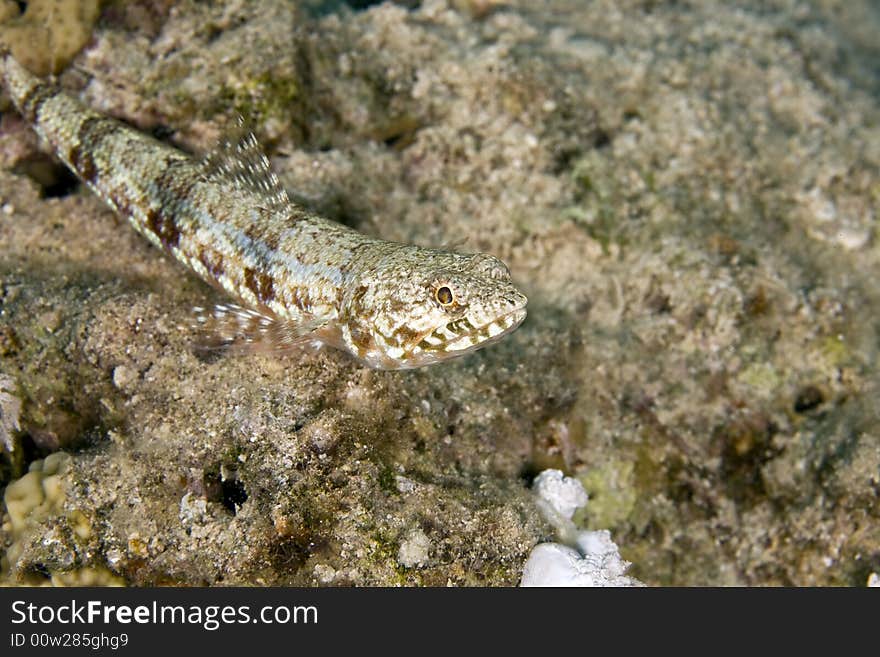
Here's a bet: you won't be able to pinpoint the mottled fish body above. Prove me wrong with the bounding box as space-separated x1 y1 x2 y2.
2 55 527 369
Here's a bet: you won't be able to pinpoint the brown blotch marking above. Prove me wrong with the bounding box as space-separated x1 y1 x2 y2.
386 296 410 315
349 324 373 354
244 267 258 298
101 180 153 235
198 247 225 279
145 206 181 249
393 325 421 348
17 82 58 123
70 117 124 185
350 284 368 307
70 145 96 185
113 193 134 221
244 222 281 251
287 286 313 313
146 158 200 249
258 272 275 303
244 268 276 304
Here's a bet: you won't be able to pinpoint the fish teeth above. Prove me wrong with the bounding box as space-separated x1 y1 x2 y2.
435 326 457 340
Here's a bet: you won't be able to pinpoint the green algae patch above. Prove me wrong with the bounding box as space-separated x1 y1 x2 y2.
819 335 852 368
737 362 783 397
576 458 638 530
214 70 300 130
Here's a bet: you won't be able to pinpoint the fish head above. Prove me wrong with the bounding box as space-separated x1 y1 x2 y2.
341 248 527 369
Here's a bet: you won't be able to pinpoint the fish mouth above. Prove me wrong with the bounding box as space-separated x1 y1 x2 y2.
415 307 527 354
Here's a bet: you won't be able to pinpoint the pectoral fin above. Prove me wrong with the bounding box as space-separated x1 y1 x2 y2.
192 303 327 355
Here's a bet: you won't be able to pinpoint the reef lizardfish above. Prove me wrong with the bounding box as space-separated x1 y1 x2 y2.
2 54 527 369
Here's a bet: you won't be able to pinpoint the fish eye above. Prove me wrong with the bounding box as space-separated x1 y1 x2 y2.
435 285 455 306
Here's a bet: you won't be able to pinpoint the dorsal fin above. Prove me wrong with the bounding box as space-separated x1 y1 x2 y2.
200 116 290 213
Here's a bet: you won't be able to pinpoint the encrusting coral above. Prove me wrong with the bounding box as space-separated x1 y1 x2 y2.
0 0 100 76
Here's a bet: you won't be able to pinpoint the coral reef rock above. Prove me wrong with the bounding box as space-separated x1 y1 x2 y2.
2 0 879 585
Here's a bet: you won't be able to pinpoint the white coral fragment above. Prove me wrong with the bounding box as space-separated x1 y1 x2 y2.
521 530 641 587
521 469 643 587
0 373 23 453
